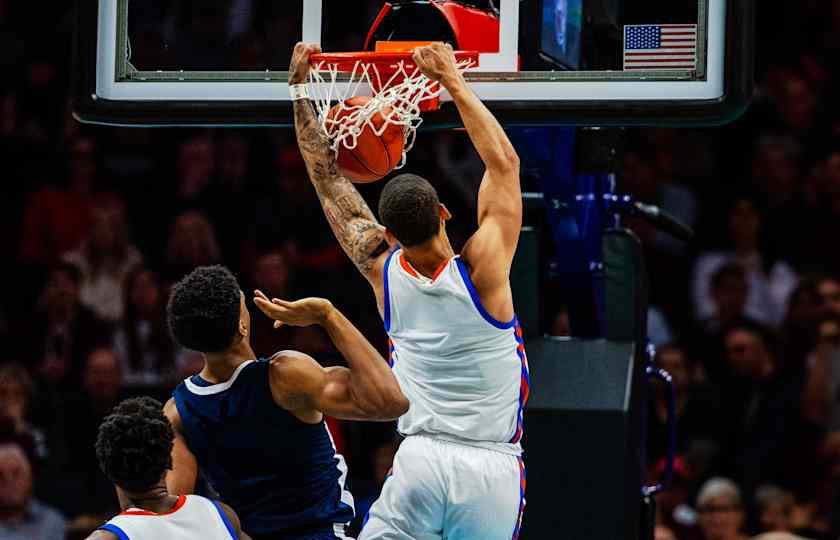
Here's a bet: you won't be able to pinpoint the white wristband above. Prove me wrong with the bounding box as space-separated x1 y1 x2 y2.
290 84 309 101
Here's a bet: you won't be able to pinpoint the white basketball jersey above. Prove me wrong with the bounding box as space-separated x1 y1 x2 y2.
383 249 530 455
100 495 236 540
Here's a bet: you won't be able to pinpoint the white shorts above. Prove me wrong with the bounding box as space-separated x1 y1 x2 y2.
359 435 526 540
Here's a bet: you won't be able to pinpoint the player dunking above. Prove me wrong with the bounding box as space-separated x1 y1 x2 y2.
291 42 529 539
162 266 409 539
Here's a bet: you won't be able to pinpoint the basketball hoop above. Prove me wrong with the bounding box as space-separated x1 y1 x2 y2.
307 45 479 169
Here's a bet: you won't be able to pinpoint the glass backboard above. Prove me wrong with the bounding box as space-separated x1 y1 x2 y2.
72 0 754 127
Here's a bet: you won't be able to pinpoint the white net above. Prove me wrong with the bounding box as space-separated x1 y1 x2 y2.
308 56 474 170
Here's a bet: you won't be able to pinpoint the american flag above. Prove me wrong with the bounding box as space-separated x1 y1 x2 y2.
623 24 697 71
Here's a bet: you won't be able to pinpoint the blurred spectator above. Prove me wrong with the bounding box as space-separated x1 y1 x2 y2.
651 456 702 540
19 137 100 265
163 211 221 283
719 323 804 492
754 485 795 534
62 348 125 516
249 250 295 358
0 437 65 540
816 275 840 316
113 268 175 387
648 344 721 465
693 199 797 326
251 145 344 270
63 200 142 324
622 143 698 257
690 263 752 381
705 264 750 333
23 262 110 385
0 365 47 461
212 132 254 264
781 278 828 373
696 477 748 540
655 525 678 540
802 314 840 427
693 199 798 328
176 133 216 206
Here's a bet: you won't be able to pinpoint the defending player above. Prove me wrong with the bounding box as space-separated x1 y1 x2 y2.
291 42 529 539
163 265 409 540
89 396 251 540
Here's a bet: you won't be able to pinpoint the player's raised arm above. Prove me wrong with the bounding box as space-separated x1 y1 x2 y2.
254 291 409 421
289 43 390 284
413 43 522 278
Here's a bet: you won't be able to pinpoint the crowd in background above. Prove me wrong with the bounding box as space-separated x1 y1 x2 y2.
1 1 840 539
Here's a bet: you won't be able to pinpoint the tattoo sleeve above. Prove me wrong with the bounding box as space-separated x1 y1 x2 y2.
294 98 389 276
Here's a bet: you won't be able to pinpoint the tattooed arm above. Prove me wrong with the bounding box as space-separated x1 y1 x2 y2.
289 43 390 290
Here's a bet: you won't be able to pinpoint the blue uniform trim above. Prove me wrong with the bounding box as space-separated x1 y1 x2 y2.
211 500 237 540
383 249 397 332
454 258 516 330
99 524 129 540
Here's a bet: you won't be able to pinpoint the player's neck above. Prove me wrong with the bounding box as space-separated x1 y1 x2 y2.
120 485 180 514
202 340 256 383
402 236 455 279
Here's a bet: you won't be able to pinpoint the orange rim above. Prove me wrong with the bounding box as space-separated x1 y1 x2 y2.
310 50 479 73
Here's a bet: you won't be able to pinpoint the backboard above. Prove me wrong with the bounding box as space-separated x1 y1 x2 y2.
72 0 754 127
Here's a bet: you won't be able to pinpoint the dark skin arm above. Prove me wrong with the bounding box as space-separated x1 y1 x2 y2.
85 532 117 540
289 43 390 305
217 501 253 540
163 399 199 495
255 292 408 422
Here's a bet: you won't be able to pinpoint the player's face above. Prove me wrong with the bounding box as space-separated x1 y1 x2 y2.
0 445 32 512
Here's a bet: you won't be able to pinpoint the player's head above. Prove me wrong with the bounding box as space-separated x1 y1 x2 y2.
167 265 250 354
95 397 174 494
378 173 451 247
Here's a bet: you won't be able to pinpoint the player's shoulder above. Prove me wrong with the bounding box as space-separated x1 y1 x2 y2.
268 350 321 393
163 397 183 431
269 349 318 372
85 530 118 540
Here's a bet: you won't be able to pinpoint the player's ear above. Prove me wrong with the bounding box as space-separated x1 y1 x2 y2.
439 204 452 221
384 228 398 246
238 293 249 339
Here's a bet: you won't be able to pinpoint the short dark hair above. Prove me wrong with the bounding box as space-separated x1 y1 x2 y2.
378 174 441 247
95 397 174 493
167 265 241 353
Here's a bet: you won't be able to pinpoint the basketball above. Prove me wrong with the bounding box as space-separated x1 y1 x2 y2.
328 96 405 183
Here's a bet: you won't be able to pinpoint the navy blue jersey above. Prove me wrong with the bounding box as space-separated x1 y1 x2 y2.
172 359 354 538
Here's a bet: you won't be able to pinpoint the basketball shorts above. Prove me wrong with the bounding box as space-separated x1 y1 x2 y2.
359 435 526 540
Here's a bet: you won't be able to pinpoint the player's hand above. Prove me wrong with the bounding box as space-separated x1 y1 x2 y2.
289 42 322 85
412 42 462 88
254 290 333 328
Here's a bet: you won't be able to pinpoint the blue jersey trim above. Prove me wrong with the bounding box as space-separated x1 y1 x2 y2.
454 258 516 330
99 524 129 540
211 500 237 540
383 249 398 332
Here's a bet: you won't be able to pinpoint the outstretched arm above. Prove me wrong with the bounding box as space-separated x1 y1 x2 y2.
413 43 522 319
289 43 389 285
255 291 408 421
